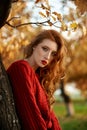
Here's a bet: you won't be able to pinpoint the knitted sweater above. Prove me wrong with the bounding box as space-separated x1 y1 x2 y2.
7 60 61 130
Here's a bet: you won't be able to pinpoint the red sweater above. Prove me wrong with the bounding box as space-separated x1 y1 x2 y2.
7 60 61 130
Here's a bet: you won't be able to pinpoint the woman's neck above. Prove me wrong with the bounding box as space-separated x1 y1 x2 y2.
24 57 38 71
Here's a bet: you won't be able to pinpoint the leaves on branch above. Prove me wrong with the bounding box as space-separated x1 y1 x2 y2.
52 12 62 22
61 21 67 31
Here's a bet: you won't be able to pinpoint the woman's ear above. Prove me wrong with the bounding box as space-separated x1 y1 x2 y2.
33 47 35 50
33 45 37 50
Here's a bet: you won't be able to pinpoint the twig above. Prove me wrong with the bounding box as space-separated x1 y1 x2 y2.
5 20 50 28
7 16 20 22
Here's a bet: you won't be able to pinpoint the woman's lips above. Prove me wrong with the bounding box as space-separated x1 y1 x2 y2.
41 60 47 65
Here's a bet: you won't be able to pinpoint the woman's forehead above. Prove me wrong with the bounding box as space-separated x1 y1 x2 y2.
39 39 58 51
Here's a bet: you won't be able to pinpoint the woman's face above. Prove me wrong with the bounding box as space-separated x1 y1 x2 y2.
32 39 58 68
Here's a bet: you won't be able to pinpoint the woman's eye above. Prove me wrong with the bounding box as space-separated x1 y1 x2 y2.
42 47 48 51
51 52 57 56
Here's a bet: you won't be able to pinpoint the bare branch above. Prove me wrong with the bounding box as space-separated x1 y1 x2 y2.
5 20 50 28
7 16 21 22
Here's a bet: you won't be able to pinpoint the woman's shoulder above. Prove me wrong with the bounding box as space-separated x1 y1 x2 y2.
10 59 30 67
12 59 28 64
7 59 33 73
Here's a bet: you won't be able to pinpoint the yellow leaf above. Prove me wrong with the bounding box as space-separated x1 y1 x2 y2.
70 22 78 29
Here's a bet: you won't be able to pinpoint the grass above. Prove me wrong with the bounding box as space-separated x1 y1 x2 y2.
53 101 87 130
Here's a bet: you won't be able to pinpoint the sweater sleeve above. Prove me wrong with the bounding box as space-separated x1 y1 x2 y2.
7 61 47 130
50 110 62 130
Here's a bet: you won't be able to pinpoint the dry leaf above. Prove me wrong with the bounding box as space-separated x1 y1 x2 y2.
35 0 41 4
48 21 53 26
52 12 62 21
61 21 67 31
46 10 50 17
39 12 47 17
51 15 56 21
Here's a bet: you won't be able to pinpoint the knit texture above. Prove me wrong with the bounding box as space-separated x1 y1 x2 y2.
7 60 61 130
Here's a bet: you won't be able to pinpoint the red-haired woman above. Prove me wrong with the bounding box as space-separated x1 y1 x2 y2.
7 29 65 130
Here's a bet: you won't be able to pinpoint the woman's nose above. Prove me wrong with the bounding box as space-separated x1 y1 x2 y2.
45 52 51 60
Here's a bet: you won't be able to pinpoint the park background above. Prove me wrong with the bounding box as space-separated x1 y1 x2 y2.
0 0 87 130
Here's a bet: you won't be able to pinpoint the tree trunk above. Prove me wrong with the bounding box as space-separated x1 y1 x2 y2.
60 80 74 116
0 0 18 28
0 55 21 130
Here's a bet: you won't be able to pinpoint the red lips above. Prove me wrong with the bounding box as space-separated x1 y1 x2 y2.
41 60 47 65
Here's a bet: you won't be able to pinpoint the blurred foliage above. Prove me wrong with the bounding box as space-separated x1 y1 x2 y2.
0 1 41 68
0 0 87 97
72 0 87 14
65 35 87 97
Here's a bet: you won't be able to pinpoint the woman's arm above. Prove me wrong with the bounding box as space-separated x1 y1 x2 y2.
7 61 47 130
50 110 62 130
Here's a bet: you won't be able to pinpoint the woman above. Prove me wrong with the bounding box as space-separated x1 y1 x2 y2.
7 29 65 130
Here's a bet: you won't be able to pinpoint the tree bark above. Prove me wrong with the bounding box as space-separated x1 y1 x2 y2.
0 55 21 130
0 0 18 28
0 0 12 28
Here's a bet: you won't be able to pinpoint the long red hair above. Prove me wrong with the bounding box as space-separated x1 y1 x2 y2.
24 29 66 105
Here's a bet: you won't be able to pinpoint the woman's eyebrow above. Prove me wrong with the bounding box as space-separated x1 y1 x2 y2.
41 45 49 49
52 51 57 54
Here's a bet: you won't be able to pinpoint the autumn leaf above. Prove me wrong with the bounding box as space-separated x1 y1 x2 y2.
51 15 56 21
35 0 41 4
52 12 62 21
70 22 78 30
46 10 50 17
47 21 53 26
39 12 47 17
61 21 67 31
41 4 49 10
